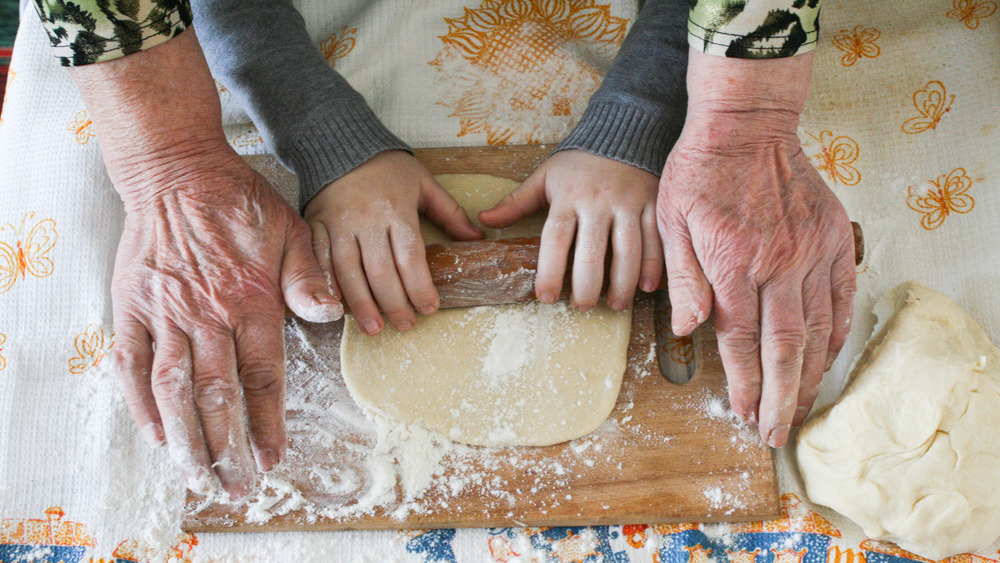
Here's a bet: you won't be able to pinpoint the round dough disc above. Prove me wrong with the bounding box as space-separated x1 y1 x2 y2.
339 174 631 447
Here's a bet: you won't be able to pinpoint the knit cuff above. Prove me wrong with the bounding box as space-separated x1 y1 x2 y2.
280 98 412 210
554 98 683 175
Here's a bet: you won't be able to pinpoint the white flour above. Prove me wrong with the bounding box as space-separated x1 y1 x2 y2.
481 308 535 383
203 317 662 527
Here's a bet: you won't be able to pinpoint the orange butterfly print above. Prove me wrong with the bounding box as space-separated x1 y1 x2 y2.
69 325 114 375
906 168 974 230
0 211 59 295
947 0 997 29
0 332 6 371
901 81 954 134
320 26 358 68
805 131 861 186
232 130 263 148
66 110 95 144
831 25 881 67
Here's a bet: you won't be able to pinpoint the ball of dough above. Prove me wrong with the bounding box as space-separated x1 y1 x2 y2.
796 282 1000 559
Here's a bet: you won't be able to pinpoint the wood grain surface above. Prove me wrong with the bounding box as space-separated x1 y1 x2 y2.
182 146 781 532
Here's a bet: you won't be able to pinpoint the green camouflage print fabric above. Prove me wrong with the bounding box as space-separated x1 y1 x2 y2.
33 0 192 66
688 0 821 58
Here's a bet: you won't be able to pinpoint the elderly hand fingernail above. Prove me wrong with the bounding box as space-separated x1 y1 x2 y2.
289 292 343 323
766 424 791 448
539 292 557 304
256 448 282 473
140 423 165 448
419 305 437 315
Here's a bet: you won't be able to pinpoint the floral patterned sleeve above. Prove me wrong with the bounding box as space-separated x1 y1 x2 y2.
32 0 192 66
688 0 821 58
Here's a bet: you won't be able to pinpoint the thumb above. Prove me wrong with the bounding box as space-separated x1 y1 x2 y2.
660 212 714 336
420 179 484 241
281 218 343 323
478 171 547 229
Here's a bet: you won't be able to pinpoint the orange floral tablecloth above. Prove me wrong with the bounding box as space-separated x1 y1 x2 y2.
1 0 999 560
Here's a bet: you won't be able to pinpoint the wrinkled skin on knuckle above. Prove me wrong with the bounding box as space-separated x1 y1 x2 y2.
805 314 834 342
113 168 291 334
192 373 243 415
716 328 762 359
239 367 284 402
662 142 852 290
111 332 148 374
150 359 192 403
762 327 807 363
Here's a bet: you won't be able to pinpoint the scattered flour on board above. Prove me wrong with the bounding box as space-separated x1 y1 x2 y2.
187 315 764 531
687 386 764 517
203 318 650 527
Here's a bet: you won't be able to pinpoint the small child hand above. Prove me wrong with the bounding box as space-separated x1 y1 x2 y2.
479 149 662 311
304 150 482 335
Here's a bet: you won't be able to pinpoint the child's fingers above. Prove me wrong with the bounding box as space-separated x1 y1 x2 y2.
570 214 611 312
535 209 577 304
606 214 642 311
478 170 547 229
330 234 384 336
389 221 440 316
420 179 483 241
358 233 417 331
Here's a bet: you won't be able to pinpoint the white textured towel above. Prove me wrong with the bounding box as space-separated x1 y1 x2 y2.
1 0 999 560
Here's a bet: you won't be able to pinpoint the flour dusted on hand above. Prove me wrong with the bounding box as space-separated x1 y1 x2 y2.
339 174 631 447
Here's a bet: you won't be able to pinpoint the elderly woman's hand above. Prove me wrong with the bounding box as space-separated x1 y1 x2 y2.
69 30 339 500
658 50 857 448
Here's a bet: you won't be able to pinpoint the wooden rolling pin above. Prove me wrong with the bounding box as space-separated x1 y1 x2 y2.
334 222 864 312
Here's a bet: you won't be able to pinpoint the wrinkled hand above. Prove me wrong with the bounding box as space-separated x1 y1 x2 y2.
68 29 340 500
112 150 341 500
479 150 663 310
658 121 856 448
304 150 482 336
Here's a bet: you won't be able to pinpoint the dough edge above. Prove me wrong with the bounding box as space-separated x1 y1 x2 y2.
796 281 1000 559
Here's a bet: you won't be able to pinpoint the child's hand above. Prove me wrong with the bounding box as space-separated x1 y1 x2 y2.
479 150 662 311
304 150 482 335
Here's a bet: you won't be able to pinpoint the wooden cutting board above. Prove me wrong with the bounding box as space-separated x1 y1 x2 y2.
182 145 779 532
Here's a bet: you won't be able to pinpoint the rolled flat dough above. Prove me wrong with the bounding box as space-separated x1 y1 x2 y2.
796 282 1000 559
339 174 631 447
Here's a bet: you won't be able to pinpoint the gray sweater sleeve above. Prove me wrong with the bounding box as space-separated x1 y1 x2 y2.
555 0 688 175
191 0 411 209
